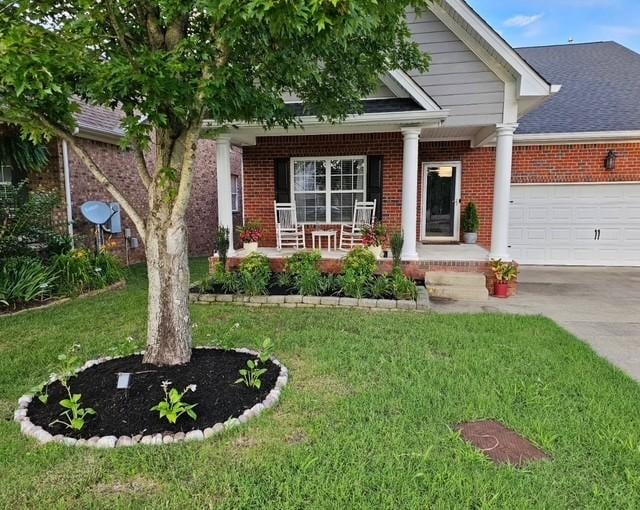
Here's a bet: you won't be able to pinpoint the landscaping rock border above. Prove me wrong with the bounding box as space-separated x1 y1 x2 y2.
1 280 127 319
189 286 430 311
14 346 288 448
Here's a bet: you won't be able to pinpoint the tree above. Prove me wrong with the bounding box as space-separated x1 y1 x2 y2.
0 0 430 366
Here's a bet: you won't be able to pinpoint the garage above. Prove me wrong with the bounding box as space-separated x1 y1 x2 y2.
509 183 640 266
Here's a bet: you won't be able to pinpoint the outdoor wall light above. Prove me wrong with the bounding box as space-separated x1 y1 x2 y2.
605 150 617 171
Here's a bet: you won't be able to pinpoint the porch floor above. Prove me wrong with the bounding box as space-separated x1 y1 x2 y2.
232 243 489 262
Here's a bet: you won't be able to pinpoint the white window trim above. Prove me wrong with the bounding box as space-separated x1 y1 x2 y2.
0 163 12 184
290 156 367 225
231 174 240 213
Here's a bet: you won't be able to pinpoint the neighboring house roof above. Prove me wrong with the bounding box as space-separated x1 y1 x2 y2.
73 100 125 144
516 42 640 135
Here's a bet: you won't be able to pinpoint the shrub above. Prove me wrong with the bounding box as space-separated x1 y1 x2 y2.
319 274 341 296
368 276 391 299
51 249 95 295
389 267 418 300
341 247 378 298
285 251 322 296
0 182 70 260
343 247 377 277
390 231 404 268
93 250 125 286
239 252 271 295
0 257 57 308
216 225 230 269
462 202 480 233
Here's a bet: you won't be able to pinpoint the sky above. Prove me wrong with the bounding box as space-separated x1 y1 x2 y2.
469 0 640 52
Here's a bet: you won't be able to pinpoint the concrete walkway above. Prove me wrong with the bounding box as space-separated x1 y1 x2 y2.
431 267 640 382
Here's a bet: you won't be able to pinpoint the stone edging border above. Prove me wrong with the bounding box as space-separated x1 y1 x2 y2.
1 280 126 319
190 286 430 311
14 346 288 448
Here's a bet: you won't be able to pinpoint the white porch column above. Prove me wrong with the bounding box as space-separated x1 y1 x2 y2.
216 134 235 256
490 123 518 260
400 127 421 260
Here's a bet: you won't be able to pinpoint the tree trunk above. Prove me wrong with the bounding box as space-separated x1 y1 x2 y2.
142 126 198 366
143 212 193 365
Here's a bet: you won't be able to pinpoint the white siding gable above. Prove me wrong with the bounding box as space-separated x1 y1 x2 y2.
407 9 505 126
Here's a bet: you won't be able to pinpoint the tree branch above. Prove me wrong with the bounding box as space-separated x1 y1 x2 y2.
106 0 134 59
132 141 152 189
36 115 148 239
171 122 201 222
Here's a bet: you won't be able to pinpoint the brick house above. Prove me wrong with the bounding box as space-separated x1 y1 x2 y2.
1 103 243 264
209 0 639 274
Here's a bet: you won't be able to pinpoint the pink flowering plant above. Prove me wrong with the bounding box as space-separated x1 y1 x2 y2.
361 223 387 247
237 220 263 243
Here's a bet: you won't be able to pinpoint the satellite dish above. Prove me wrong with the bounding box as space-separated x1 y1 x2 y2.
80 201 113 225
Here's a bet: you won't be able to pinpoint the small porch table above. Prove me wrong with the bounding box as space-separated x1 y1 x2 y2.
311 230 337 252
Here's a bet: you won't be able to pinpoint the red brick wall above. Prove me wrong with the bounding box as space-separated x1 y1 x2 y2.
419 141 495 247
56 137 242 264
243 133 405 247
512 142 640 183
242 135 640 251
243 135 497 248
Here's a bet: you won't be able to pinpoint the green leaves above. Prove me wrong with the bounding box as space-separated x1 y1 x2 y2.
150 382 198 424
236 346 272 390
49 389 96 431
1 0 430 148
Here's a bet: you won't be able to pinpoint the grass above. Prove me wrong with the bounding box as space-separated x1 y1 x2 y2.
1 258 640 508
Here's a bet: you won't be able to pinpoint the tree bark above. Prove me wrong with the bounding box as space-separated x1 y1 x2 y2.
143 210 192 366
142 126 198 366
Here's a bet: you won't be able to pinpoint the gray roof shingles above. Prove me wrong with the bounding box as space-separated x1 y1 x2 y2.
515 42 640 134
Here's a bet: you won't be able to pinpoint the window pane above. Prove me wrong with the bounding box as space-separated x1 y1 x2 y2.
294 160 325 192
330 159 364 191
0 164 12 184
295 193 326 223
331 192 364 222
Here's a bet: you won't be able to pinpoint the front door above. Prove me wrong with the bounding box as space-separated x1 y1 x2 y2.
421 162 461 242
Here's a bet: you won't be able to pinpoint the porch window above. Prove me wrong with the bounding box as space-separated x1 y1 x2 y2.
0 163 11 184
292 156 366 223
231 174 240 212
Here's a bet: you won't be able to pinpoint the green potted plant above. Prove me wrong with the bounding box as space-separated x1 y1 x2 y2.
462 202 480 244
237 220 262 254
361 223 387 259
489 258 518 298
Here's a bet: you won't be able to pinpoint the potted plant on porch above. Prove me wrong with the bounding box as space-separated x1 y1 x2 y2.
237 220 262 254
490 259 518 298
361 223 387 259
462 202 480 244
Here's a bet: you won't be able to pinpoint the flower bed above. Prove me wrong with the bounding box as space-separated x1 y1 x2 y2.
196 248 425 307
15 346 288 448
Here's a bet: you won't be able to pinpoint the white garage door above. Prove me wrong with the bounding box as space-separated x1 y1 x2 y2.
509 183 640 266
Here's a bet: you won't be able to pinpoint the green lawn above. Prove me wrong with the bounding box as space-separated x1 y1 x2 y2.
1 259 640 509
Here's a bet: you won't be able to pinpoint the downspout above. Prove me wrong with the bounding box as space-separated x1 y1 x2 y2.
61 140 74 247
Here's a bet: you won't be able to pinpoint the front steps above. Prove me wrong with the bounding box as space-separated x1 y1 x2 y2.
425 271 489 302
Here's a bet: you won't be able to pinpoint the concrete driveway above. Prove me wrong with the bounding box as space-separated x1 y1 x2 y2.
432 266 640 382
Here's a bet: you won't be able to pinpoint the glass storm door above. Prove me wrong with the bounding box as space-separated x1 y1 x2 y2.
422 163 461 241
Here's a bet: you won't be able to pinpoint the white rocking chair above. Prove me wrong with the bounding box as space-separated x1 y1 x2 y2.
339 199 376 250
274 201 305 250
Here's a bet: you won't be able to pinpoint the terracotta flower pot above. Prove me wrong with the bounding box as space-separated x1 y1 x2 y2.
243 242 258 254
494 281 509 298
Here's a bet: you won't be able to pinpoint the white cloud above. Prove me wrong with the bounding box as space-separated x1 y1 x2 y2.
504 14 544 28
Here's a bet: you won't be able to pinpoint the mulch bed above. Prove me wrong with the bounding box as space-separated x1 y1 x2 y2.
27 348 279 439
195 273 425 299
